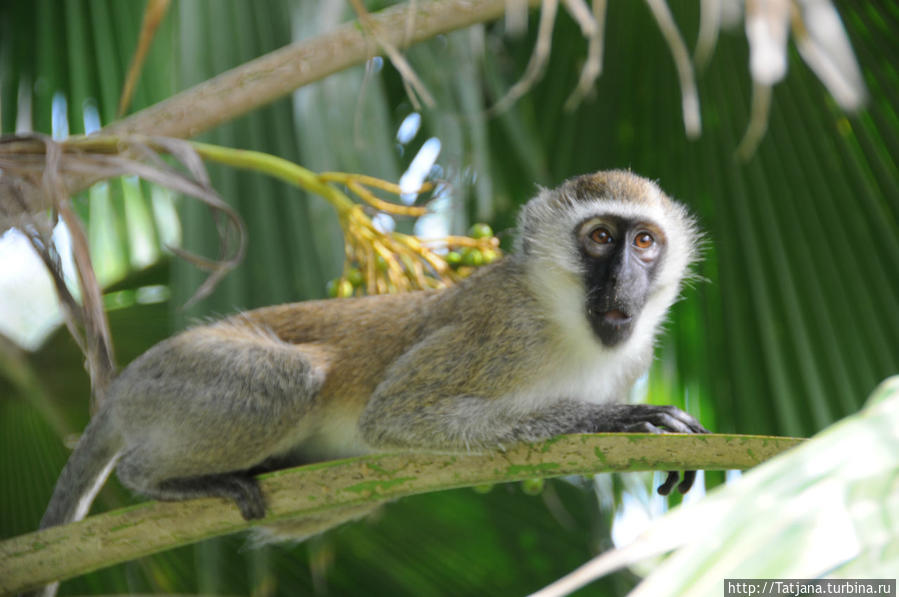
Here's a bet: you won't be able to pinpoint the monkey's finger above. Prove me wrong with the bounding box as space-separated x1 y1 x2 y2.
674 412 710 434
644 412 697 434
621 421 664 434
657 471 679 495
656 405 709 434
677 470 697 494
618 412 677 433
679 418 709 434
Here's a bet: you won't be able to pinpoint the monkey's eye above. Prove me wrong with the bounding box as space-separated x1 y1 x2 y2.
589 227 614 244
634 231 654 249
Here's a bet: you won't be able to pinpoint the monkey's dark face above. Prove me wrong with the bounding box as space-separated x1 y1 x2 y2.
576 215 666 346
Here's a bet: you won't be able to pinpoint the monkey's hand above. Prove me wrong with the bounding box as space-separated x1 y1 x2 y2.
586 404 709 495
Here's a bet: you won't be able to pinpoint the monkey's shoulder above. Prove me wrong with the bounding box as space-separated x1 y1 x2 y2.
363 259 554 396
434 257 538 316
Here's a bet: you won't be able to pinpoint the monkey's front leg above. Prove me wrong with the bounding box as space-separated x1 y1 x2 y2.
360 396 708 494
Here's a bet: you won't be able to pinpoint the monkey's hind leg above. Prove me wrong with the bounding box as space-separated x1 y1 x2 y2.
113 321 329 520
115 450 267 520
154 472 266 520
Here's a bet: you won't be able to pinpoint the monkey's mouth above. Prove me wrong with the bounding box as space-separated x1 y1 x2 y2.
586 304 637 347
601 309 632 326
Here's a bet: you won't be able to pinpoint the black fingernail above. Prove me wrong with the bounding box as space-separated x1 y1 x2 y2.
678 470 696 494
657 471 678 495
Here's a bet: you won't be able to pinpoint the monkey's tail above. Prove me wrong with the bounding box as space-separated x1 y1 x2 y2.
39 406 123 530
24 409 123 597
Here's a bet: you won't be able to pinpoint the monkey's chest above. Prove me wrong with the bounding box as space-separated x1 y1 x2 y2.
513 344 650 408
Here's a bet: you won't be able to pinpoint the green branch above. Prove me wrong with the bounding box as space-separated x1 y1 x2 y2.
1 433 801 594
188 140 355 215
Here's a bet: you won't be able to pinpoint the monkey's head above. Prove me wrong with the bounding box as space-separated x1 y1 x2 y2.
517 170 700 348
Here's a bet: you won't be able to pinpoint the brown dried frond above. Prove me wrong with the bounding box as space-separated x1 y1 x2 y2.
0 133 245 407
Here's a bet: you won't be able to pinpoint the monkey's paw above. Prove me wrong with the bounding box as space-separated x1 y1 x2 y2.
589 404 709 495
231 475 267 520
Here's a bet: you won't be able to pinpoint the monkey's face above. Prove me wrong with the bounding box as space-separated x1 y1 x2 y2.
576 216 666 346
517 170 700 351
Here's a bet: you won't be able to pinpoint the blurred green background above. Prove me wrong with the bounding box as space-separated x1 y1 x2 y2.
1 1 897 595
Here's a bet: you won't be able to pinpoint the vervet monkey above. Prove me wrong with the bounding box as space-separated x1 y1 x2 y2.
37 170 706 539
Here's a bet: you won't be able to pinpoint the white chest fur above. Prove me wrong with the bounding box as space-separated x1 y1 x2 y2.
503 332 651 417
509 263 662 414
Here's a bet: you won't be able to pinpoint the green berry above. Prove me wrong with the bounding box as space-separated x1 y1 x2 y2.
521 478 545 495
461 247 484 267
336 279 354 298
468 222 493 239
445 251 462 268
481 248 499 264
326 279 339 297
347 267 364 287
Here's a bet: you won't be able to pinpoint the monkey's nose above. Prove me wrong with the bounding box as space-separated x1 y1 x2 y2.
601 309 631 324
